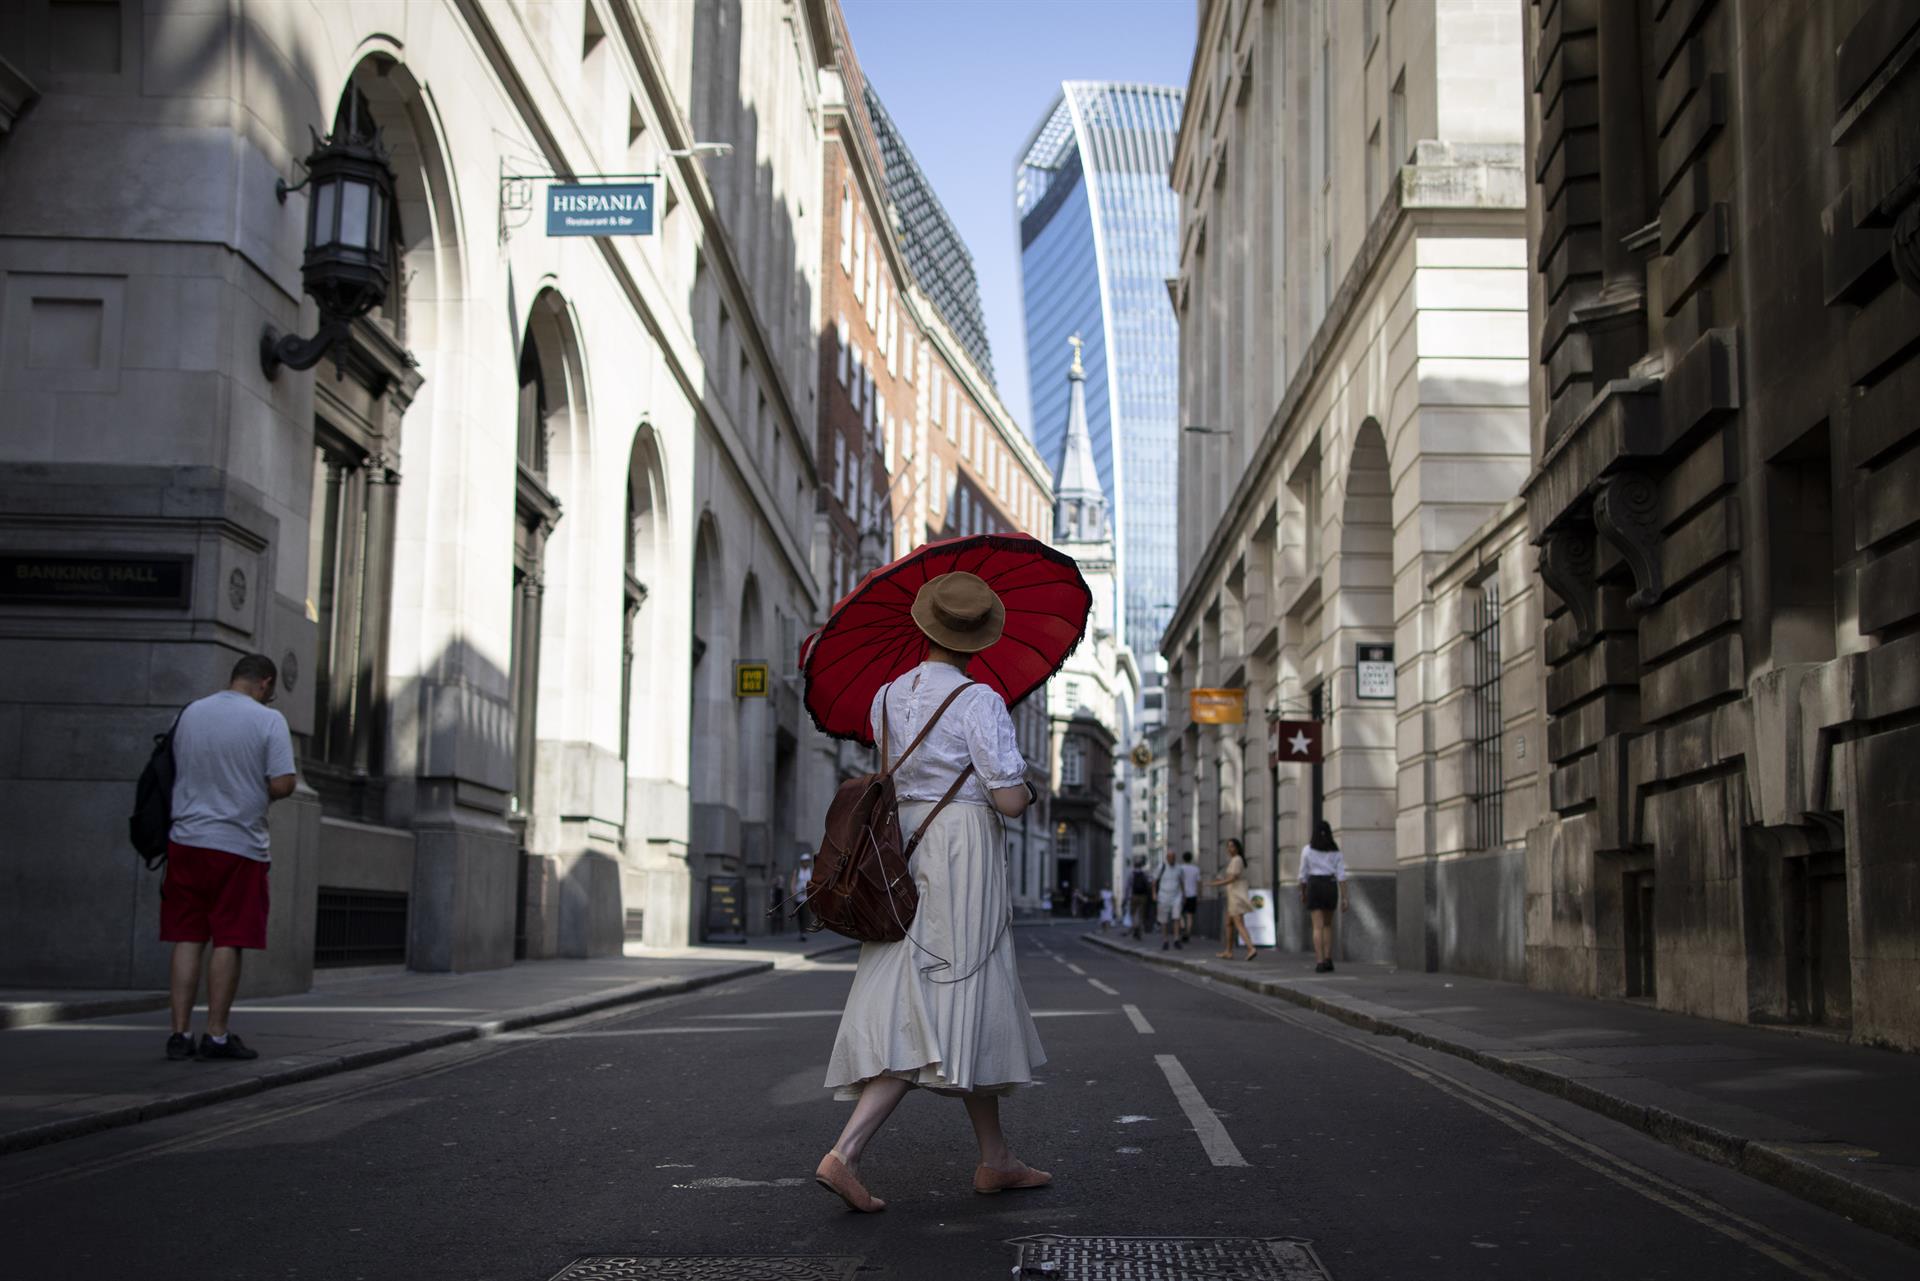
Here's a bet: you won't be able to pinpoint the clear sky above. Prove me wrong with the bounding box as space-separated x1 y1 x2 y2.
841 0 1196 438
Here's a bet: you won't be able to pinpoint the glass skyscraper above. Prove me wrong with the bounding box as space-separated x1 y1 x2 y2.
1016 81 1183 653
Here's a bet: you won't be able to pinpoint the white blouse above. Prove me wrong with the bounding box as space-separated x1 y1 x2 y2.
1299 844 1348 881
869 662 1028 805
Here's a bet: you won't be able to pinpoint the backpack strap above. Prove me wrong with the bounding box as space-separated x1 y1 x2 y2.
902 761 976 862
880 680 974 779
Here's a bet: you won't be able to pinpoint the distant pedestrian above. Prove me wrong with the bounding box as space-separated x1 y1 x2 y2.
1299 820 1349 972
1127 857 1152 939
769 878 786 935
1209 837 1257 961
792 857 814 932
1097 887 1114 932
161 654 296 1063
1178 851 1200 942
1154 849 1185 951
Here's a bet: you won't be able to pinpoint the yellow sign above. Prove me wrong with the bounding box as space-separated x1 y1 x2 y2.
1190 688 1246 724
734 662 769 698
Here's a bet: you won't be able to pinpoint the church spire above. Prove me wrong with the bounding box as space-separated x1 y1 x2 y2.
1053 334 1107 544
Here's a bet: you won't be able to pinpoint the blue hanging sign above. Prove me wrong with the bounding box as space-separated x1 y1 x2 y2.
545 181 656 236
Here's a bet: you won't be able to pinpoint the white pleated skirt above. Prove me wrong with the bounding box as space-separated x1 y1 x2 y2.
824 800 1046 1100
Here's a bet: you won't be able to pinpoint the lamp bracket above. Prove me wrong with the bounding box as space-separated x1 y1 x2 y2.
260 318 350 380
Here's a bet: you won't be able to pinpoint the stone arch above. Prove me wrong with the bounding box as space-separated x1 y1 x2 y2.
338 50 467 357
622 423 670 782
298 52 462 813
736 573 769 835
1324 415 1396 960
507 285 591 830
1337 418 1393 637
689 513 731 802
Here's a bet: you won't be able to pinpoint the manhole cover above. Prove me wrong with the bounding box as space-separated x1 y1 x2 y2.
1007 1235 1331 1280
547 1258 860 1281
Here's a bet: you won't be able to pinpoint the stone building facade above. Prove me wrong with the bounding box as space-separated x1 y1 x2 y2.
1163 0 1535 966
815 1 1055 911
1521 0 1920 1046
0 0 835 992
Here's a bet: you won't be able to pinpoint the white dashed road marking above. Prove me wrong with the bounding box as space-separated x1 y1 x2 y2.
1122 1004 1155 1034
1155 1054 1248 1167
1065 962 1087 975
1087 978 1120 996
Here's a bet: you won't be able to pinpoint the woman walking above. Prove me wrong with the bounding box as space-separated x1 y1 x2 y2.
1299 819 1349 972
815 572 1051 1213
1208 837 1258 961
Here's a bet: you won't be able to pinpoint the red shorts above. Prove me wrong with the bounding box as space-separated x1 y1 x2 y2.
160 842 270 950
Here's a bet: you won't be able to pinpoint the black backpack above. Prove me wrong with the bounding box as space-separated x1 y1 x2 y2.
1130 868 1151 897
128 710 182 870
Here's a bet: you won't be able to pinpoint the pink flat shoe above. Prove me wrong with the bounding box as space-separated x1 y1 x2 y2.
973 1160 1053 1194
815 1150 886 1212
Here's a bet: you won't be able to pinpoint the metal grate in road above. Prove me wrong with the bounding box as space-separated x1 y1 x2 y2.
547 1258 860 1281
1007 1235 1332 1280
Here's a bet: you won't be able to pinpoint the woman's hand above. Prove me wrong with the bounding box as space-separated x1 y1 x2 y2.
989 784 1030 818
1340 896 1350 913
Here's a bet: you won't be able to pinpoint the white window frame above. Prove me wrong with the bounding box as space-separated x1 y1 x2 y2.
838 183 852 274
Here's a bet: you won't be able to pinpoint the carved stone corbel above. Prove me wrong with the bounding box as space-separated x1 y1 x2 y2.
1537 526 1598 646
1592 470 1664 608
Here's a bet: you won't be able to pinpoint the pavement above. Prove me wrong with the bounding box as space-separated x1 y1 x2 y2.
0 931 855 1156
5 923 1916 1280
1086 925 1920 1250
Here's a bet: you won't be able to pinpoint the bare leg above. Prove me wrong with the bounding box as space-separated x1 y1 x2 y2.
205 947 243 1038
169 942 204 1035
1311 910 1331 962
829 1075 911 1169
963 1093 1016 1171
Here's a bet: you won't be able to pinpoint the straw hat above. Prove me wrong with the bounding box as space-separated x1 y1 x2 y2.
910 571 1006 653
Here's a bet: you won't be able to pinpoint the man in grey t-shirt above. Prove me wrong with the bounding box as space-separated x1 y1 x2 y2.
160 654 296 1062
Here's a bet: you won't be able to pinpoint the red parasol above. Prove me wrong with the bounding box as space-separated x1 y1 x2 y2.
800 532 1093 744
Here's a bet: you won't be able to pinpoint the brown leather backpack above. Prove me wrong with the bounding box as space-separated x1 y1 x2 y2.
798 681 977 943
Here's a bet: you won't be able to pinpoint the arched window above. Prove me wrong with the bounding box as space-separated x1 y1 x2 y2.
509 297 568 817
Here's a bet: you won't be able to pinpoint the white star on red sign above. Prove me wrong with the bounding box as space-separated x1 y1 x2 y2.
1288 730 1312 756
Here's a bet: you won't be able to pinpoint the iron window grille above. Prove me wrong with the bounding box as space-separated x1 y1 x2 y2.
315 888 408 967
1469 580 1504 850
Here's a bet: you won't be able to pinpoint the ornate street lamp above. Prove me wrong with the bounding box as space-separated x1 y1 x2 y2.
261 124 398 378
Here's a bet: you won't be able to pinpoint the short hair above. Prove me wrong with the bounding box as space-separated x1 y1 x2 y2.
1181 851 1194 862
231 653 278 684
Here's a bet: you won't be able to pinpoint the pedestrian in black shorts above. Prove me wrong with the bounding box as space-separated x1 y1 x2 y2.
1298 820 1349 971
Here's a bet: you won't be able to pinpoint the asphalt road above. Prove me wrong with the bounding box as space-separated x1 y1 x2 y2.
5 927 1917 1281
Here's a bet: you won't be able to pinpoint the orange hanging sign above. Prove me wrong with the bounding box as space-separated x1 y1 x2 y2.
1189 688 1246 724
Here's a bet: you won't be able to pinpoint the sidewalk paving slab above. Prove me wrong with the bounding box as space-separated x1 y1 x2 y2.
1085 928 1920 1249
0 934 855 1156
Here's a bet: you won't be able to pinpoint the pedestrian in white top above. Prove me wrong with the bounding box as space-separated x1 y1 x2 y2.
160 654 296 1063
1154 849 1185 951
1177 851 1201 943
1299 820 1350 972
1097 887 1115 932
